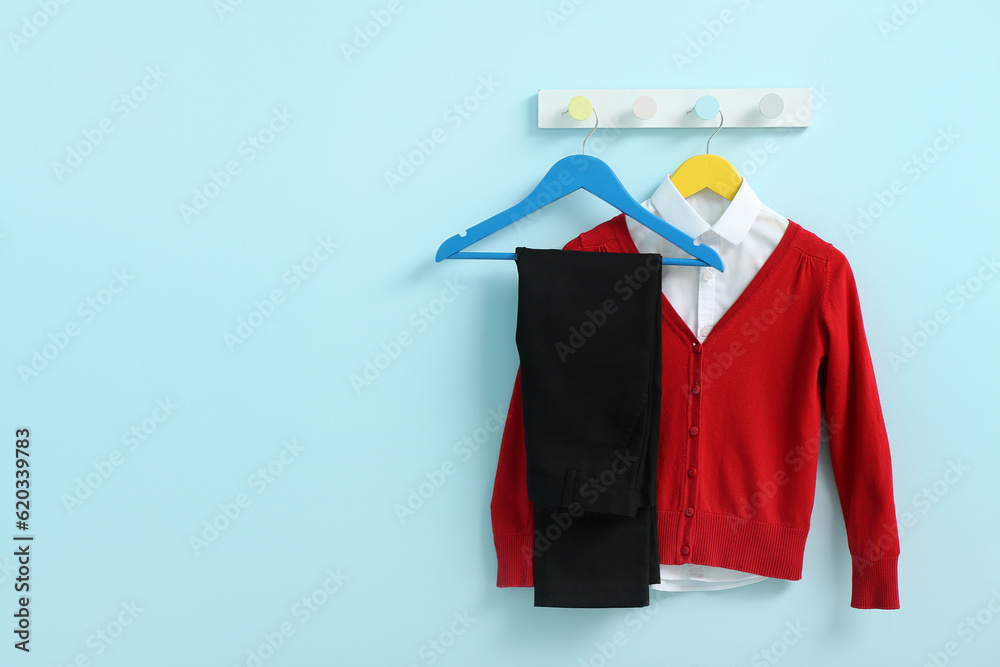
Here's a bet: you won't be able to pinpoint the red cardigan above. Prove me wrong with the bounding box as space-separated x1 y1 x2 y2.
490 214 900 609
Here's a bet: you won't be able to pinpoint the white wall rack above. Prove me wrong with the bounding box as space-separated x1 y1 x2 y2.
538 88 813 129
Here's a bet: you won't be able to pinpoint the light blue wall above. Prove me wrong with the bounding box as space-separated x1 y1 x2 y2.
2 0 998 665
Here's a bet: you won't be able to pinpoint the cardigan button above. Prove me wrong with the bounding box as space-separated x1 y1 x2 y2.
691 384 701 395
680 545 690 556
692 342 702 353
685 507 695 517
687 467 697 477
688 426 699 436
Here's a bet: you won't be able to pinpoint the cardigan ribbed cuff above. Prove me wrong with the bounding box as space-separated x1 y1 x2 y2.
850 554 899 609
495 533 534 587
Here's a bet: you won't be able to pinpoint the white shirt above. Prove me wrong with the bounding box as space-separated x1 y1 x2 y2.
624 174 789 591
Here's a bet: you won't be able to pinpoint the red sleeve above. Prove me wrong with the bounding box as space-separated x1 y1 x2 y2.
821 249 900 609
490 235 591 587
490 368 535 586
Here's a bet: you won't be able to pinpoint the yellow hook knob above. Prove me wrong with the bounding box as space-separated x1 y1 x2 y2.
567 95 593 121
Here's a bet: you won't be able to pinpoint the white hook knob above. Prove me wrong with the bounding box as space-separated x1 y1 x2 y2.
632 95 657 120
759 93 784 119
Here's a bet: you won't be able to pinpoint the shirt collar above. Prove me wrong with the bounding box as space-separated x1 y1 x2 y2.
647 172 762 246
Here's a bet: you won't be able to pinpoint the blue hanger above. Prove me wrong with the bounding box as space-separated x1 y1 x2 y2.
435 111 724 270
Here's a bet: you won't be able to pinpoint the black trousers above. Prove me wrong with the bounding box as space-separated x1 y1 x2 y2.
514 247 662 608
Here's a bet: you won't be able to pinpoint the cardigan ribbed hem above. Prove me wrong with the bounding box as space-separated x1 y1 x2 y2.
850 554 900 609
496 517 901 607
657 510 809 581
495 533 534 587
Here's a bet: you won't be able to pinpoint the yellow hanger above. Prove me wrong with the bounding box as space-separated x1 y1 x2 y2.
669 110 742 200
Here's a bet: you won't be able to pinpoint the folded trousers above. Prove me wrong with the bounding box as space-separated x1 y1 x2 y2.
513 247 663 608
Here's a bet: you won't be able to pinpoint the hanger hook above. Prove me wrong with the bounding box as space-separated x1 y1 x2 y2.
706 110 724 154
582 108 599 155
